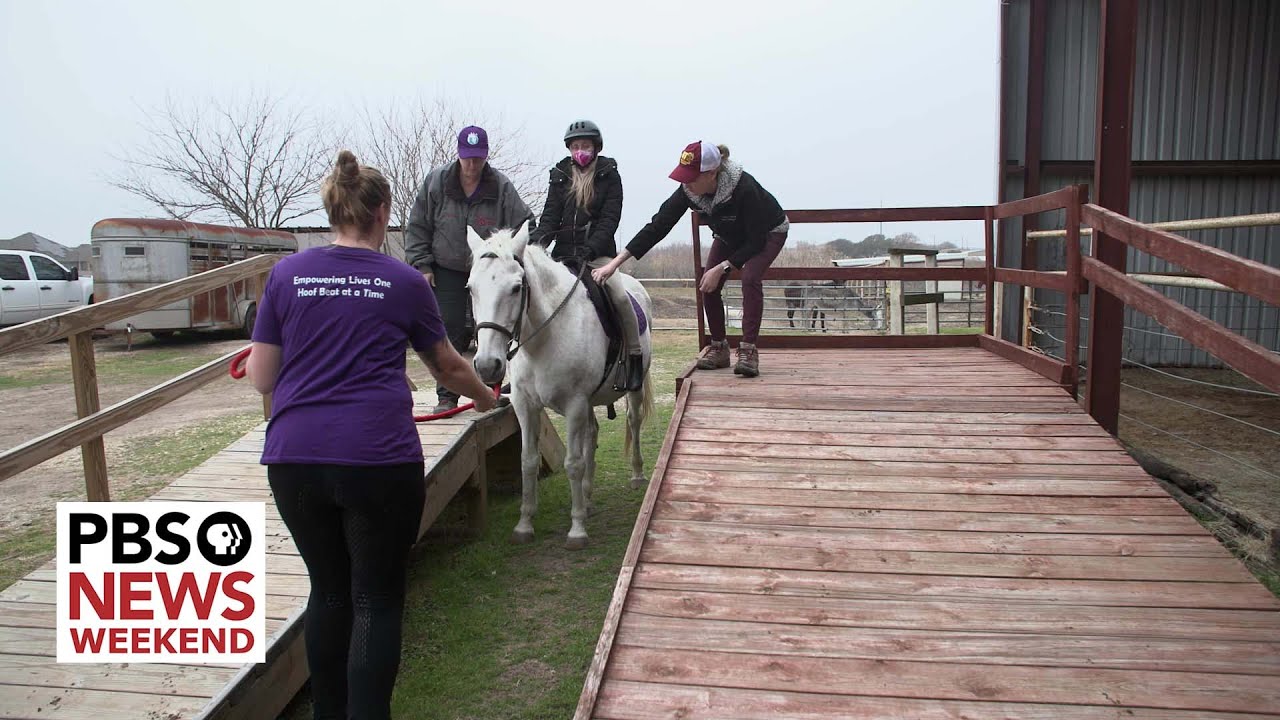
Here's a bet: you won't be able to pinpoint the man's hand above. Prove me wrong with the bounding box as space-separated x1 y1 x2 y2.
422 271 435 287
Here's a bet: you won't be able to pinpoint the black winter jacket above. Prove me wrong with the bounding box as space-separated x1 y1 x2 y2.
530 156 623 262
626 161 787 269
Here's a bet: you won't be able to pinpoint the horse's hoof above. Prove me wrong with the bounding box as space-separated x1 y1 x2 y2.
629 477 647 490
565 535 589 551
510 530 535 545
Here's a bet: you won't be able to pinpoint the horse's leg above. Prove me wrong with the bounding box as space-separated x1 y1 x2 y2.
626 386 647 489
563 399 593 550
510 397 541 545
583 410 599 515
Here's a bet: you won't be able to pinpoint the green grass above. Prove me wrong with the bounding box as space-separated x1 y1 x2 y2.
0 368 66 389
282 332 699 720
0 411 264 592
0 338 241 390
391 402 674 719
1259 571 1280 597
96 345 242 384
0 525 58 591
125 412 262 478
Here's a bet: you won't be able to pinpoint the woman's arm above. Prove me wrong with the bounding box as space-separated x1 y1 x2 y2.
624 187 689 261
727 176 783 268
246 342 282 395
416 338 497 411
591 249 633 284
405 172 437 283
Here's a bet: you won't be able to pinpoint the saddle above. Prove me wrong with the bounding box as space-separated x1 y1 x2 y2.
562 259 625 373
561 259 647 416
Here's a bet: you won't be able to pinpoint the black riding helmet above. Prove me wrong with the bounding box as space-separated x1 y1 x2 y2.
563 120 603 151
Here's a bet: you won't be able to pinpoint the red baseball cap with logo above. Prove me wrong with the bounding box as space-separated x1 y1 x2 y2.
668 140 722 183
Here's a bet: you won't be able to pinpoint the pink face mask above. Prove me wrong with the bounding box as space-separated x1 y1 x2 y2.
572 149 595 167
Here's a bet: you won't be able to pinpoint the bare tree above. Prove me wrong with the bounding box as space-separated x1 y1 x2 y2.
110 94 335 228
357 96 550 255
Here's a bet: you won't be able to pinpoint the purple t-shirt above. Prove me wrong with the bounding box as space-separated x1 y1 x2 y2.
252 245 446 466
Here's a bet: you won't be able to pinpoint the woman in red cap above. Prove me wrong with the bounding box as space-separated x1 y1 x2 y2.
592 140 788 376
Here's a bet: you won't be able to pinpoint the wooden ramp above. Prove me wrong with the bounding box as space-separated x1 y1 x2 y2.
0 396 564 720
577 347 1280 719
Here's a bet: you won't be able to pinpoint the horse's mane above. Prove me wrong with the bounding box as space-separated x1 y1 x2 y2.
485 228 574 284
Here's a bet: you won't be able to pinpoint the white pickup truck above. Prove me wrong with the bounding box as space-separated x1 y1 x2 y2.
0 250 95 326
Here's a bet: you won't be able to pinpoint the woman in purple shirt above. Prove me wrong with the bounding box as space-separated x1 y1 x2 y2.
247 150 495 720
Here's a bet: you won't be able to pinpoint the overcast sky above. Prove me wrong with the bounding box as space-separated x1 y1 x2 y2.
0 0 999 251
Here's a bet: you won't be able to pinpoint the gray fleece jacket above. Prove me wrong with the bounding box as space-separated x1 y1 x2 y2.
404 161 533 273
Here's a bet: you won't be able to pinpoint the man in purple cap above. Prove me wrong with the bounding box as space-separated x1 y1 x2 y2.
406 125 533 413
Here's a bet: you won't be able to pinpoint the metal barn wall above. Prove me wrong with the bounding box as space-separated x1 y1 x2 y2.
999 0 1280 366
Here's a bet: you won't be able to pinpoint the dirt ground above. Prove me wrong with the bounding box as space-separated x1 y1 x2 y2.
0 332 263 536
1118 366 1280 559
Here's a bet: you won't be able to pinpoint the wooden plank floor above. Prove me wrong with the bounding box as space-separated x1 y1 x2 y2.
0 395 552 720
579 347 1280 719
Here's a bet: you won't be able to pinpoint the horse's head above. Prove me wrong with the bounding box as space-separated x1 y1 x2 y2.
466 221 531 384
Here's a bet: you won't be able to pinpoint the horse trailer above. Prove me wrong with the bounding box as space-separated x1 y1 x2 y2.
90 218 296 339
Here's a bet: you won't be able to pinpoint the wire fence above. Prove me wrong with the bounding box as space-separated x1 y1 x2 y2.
1025 303 1280 501
715 280 987 333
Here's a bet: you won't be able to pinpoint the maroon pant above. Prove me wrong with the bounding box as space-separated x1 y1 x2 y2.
704 232 787 344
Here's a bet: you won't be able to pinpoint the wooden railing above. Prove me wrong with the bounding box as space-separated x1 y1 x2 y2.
0 254 281 500
685 184 1278 431
986 185 1087 391
1080 203 1280 397
690 206 989 351
688 187 1086 389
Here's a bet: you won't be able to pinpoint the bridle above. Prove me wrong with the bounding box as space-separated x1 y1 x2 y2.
473 252 588 361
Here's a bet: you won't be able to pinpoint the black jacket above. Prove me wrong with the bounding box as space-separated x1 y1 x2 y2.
530 156 623 262
626 162 786 269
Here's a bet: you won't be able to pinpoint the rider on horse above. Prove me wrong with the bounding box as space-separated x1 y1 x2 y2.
530 120 643 392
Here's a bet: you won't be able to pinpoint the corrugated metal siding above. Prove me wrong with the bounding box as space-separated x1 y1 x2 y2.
1003 0 1031 166
1042 0 1099 160
1002 0 1280 366
1124 176 1280 366
1133 0 1280 161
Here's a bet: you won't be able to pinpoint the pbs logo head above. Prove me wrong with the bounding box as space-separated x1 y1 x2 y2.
197 511 253 566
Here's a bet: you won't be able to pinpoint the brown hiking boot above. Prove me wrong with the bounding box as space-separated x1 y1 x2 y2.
734 342 759 377
696 340 731 370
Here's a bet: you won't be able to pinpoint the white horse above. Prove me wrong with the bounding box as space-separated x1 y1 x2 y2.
465 223 654 549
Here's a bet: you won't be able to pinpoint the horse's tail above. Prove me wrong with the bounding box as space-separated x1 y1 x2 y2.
624 365 654 461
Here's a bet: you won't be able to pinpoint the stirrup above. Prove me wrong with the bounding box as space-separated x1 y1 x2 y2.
624 354 644 392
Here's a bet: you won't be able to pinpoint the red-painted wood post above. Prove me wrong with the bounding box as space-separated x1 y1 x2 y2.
1085 0 1139 435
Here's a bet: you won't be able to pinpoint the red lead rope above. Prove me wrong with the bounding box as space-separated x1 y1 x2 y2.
229 347 252 379
228 346 499 422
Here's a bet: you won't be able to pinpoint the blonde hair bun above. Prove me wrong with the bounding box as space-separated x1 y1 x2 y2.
321 150 391 232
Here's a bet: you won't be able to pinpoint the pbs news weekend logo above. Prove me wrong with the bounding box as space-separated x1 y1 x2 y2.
56 502 265 664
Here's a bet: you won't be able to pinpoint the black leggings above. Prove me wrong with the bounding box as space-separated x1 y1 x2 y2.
268 463 426 720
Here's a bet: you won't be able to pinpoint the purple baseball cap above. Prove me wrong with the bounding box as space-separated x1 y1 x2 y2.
458 125 489 159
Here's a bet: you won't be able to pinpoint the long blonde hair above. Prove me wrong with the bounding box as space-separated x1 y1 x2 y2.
570 160 596 212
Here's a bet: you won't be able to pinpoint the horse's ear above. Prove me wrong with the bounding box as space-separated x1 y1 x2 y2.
466 226 485 258
511 221 531 258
